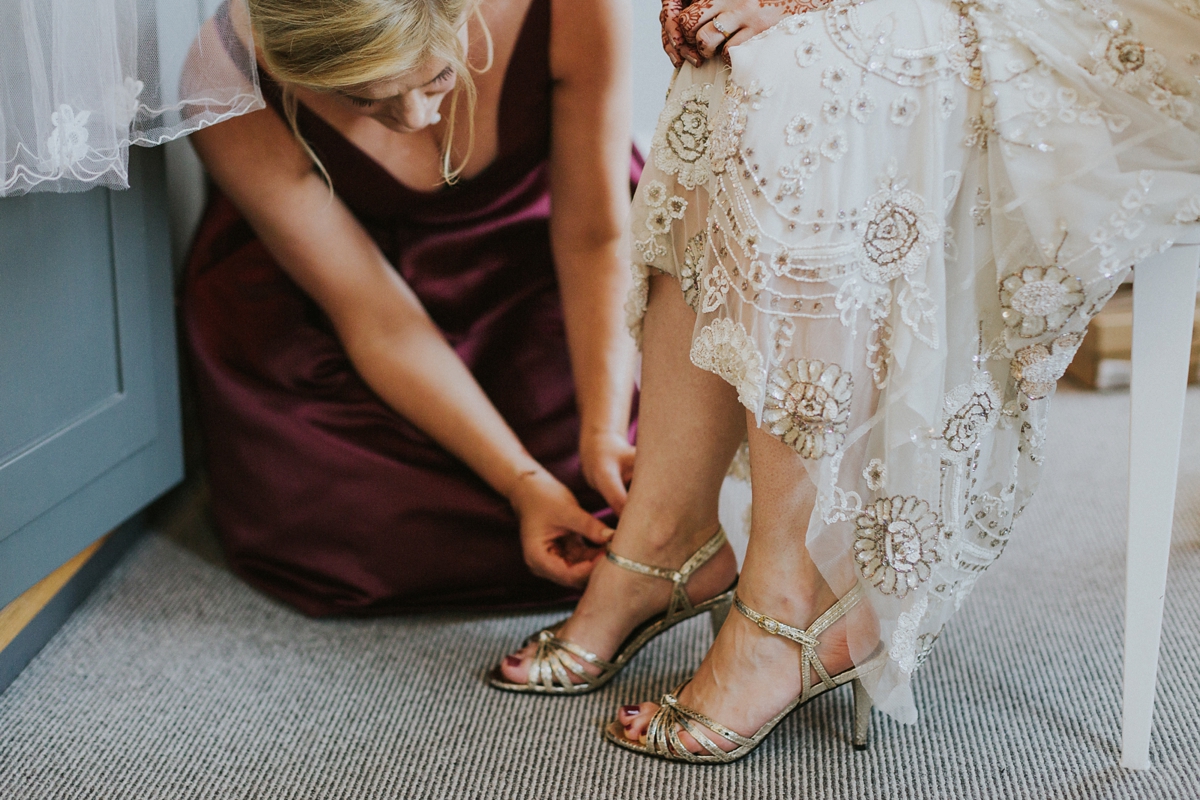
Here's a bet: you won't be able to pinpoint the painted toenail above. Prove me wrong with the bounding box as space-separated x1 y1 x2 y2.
504 655 521 667
621 705 640 716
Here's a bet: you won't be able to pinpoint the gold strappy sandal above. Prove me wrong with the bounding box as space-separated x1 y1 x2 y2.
603 583 885 762
488 526 737 695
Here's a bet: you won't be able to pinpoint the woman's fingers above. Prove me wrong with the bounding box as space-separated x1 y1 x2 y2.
530 530 607 589
659 0 686 67
592 463 629 514
720 27 758 66
664 0 712 66
571 505 615 547
587 441 635 514
580 431 635 515
618 446 636 487
525 531 593 586
693 16 741 60
515 471 614 587
674 0 754 63
676 0 719 41
584 449 628 513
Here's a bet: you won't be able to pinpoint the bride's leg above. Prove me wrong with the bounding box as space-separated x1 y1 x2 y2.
499 272 746 682
618 414 879 748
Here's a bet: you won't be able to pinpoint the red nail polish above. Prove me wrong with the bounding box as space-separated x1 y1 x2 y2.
505 655 522 667
621 705 640 716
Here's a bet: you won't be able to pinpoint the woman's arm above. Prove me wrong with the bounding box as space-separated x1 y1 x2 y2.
189 107 609 587
548 0 639 513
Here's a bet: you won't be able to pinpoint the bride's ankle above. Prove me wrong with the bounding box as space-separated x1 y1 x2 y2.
609 517 723 565
736 578 839 628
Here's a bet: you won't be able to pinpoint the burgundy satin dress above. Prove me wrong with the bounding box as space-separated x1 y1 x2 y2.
182 0 640 616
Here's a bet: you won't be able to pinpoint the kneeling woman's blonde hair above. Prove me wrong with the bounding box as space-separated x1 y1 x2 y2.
248 0 491 184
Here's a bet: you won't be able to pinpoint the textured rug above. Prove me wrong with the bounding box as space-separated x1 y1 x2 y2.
1 383 1198 800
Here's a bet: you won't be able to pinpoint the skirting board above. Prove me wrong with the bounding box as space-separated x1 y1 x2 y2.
0 516 145 695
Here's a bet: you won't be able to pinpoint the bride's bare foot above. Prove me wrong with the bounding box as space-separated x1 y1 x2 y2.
497 523 738 686
615 581 879 753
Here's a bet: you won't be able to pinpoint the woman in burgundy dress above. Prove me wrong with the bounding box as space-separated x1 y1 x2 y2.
182 0 639 615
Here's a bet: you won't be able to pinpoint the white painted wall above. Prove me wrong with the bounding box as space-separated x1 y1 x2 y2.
630 0 677 152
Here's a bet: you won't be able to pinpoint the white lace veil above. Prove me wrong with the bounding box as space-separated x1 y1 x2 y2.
0 0 261 196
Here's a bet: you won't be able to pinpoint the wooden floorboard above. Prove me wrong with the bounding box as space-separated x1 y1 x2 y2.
0 536 107 653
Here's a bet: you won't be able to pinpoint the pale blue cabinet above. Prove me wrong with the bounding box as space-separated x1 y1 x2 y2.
0 147 183 609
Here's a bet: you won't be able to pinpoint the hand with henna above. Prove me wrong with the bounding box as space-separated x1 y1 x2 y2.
660 0 700 68
667 0 835 66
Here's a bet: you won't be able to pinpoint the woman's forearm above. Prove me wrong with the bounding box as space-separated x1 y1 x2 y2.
547 0 637 443
554 240 637 439
341 310 544 500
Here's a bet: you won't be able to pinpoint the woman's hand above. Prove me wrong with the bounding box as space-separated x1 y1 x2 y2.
580 427 636 515
509 468 614 589
660 0 698 68
665 0 833 66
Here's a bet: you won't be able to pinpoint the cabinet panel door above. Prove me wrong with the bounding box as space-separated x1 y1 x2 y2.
0 187 158 540
0 148 182 608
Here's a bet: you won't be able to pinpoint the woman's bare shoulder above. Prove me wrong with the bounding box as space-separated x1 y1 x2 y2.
180 3 256 100
548 0 631 81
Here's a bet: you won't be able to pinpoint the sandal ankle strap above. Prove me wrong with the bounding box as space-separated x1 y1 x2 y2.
733 584 864 699
606 526 727 622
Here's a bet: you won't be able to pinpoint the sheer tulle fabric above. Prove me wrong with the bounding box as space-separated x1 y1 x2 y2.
0 0 260 196
631 0 1200 723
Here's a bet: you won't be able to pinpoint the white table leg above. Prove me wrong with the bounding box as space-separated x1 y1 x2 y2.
1121 245 1199 770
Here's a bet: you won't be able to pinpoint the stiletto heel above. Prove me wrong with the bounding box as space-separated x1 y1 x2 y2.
605 584 886 762
709 594 733 637
489 526 737 694
851 677 872 750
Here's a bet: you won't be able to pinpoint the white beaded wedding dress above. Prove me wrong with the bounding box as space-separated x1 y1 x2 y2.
629 0 1200 723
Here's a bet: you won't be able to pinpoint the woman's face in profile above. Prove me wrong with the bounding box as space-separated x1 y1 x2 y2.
333 23 469 134
336 58 457 133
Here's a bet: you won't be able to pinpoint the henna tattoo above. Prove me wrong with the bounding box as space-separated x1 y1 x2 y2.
673 0 837 50
660 0 687 50
676 0 715 37
758 0 834 13
665 0 835 63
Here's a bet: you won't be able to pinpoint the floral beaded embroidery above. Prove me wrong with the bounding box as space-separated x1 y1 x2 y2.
786 112 816 145
999 266 1085 338
1088 22 1195 121
796 40 822 67
854 496 944 598
652 83 714 190
859 176 942 284
863 459 887 491
850 90 877 123
891 595 930 673
940 371 1001 460
889 94 921 126
690 319 766 408
821 132 849 161
1011 333 1085 400
679 231 708 311
762 359 854 459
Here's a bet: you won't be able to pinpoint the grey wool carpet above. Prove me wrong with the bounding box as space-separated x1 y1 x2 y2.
2 384 1199 800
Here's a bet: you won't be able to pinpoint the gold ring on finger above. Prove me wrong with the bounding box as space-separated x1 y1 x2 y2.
711 18 730 37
